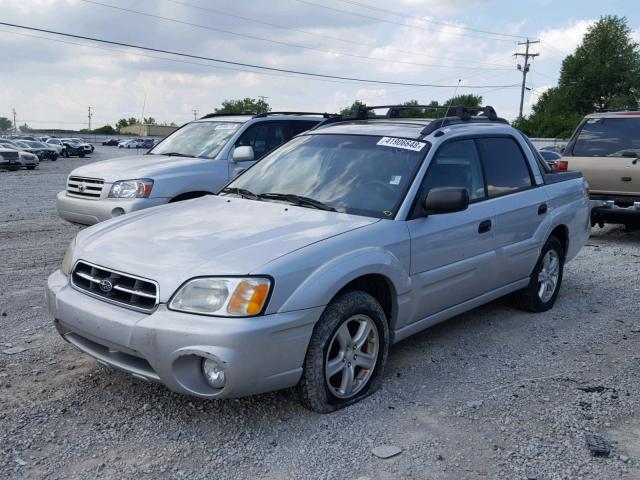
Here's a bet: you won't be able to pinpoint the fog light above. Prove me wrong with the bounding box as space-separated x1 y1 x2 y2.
202 358 226 389
111 207 125 217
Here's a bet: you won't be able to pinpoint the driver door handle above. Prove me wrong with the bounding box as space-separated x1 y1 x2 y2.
478 219 492 234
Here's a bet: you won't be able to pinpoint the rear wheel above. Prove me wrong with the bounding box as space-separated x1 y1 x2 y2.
27 166 36 170
297 290 389 413
512 236 564 312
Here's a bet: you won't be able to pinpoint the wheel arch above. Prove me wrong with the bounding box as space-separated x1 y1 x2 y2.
549 224 569 255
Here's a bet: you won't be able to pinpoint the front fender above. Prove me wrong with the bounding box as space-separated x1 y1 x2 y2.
279 247 411 324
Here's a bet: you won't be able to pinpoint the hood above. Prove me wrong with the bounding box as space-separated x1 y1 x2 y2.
75 195 378 301
69 154 203 182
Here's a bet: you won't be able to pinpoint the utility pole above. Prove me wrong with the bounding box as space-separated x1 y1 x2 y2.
514 39 539 119
12 108 17 133
193 109 198 120
88 106 92 132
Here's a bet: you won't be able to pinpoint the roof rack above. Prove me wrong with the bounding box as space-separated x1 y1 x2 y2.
311 104 507 134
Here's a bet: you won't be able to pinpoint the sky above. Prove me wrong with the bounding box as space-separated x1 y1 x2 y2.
1 0 639 130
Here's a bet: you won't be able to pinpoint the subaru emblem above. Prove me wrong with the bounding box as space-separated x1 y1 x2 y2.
99 279 113 293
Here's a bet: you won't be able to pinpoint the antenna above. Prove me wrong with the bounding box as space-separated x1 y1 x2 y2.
440 79 462 129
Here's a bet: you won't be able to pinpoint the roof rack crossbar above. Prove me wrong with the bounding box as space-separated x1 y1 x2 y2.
201 112 257 119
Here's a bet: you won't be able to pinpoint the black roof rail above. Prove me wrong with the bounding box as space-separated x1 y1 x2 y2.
251 111 339 119
201 112 257 119
591 107 640 113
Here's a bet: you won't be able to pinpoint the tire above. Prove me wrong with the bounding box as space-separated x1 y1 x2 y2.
297 290 389 413
63 149 69 158
79 153 85 158
512 236 564 312
27 166 36 170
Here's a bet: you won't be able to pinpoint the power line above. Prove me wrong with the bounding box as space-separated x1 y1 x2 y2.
163 0 514 69
295 0 520 43
79 0 511 71
0 22 521 89
336 0 530 40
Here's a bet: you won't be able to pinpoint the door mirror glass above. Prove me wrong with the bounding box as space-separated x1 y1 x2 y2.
232 145 254 162
424 187 469 214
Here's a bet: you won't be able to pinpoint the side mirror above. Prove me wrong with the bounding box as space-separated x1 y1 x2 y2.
232 146 254 162
424 187 469 215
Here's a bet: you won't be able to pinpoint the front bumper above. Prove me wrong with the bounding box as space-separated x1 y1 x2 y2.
56 190 168 225
46 270 321 399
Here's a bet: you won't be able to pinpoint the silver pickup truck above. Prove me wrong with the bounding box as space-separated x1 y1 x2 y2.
56 113 324 225
47 105 591 413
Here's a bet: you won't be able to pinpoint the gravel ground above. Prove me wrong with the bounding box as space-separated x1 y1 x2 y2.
1 146 639 480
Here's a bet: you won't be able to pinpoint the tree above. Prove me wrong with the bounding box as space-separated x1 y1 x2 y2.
92 125 117 135
213 98 270 114
143 116 156 125
19 123 32 133
516 15 640 138
116 117 138 130
0 117 12 132
339 100 367 116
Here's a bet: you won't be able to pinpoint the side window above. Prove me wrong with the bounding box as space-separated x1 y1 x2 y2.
476 137 533 198
287 120 319 137
421 139 486 202
236 121 312 160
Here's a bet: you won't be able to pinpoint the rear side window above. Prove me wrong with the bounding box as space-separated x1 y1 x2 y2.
476 137 533 198
573 117 640 157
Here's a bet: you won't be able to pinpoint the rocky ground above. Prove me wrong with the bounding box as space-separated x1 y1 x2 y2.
1 147 639 479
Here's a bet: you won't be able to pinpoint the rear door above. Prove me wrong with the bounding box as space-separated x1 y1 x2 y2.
566 116 640 196
475 136 549 287
407 139 497 321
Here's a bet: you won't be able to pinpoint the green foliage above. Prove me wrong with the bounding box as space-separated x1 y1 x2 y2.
339 94 482 119
143 117 156 125
0 117 12 132
516 15 640 138
339 100 367 116
116 117 138 130
92 125 117 135
214 98 270 115
19 123 32 133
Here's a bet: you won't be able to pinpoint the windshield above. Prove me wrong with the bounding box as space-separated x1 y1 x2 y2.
573 117 640 157
225 134 429 219
149 121 241 158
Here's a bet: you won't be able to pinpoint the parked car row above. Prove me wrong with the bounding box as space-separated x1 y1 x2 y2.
48 106 595 412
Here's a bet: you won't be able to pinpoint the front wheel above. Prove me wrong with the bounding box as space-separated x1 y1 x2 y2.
297 290 389 413
512 236 564 312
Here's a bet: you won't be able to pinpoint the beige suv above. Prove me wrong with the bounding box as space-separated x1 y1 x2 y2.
561 111 640 227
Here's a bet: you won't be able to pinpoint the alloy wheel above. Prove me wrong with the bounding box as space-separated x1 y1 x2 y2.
538 249 560 303
325 314 379 399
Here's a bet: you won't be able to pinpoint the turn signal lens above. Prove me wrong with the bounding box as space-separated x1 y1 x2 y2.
227 279 271 316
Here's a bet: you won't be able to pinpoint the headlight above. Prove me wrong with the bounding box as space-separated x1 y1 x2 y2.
61 238 76 277
108 179 154 198
169 277 271 317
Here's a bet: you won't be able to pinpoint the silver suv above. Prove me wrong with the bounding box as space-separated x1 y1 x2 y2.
56 113 326 225
47 105 590 412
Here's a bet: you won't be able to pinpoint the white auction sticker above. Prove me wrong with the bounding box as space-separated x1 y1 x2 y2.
377 137 426 152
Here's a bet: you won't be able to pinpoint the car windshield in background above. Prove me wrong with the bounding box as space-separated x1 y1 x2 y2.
573 117 640 157
225 134 429 219
149 121 241 159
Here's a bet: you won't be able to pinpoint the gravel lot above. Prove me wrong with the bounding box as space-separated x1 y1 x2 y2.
1 146 639 480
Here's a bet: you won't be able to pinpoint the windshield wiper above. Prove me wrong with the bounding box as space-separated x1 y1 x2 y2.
220 187 259 200
257 192 337 211
153 152 194 157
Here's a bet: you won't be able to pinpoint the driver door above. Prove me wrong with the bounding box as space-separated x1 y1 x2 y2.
406 139 497 324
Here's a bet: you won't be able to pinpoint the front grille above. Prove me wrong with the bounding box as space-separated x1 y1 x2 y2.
67 176 104 199
71 261 159 312
1 151 19 162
